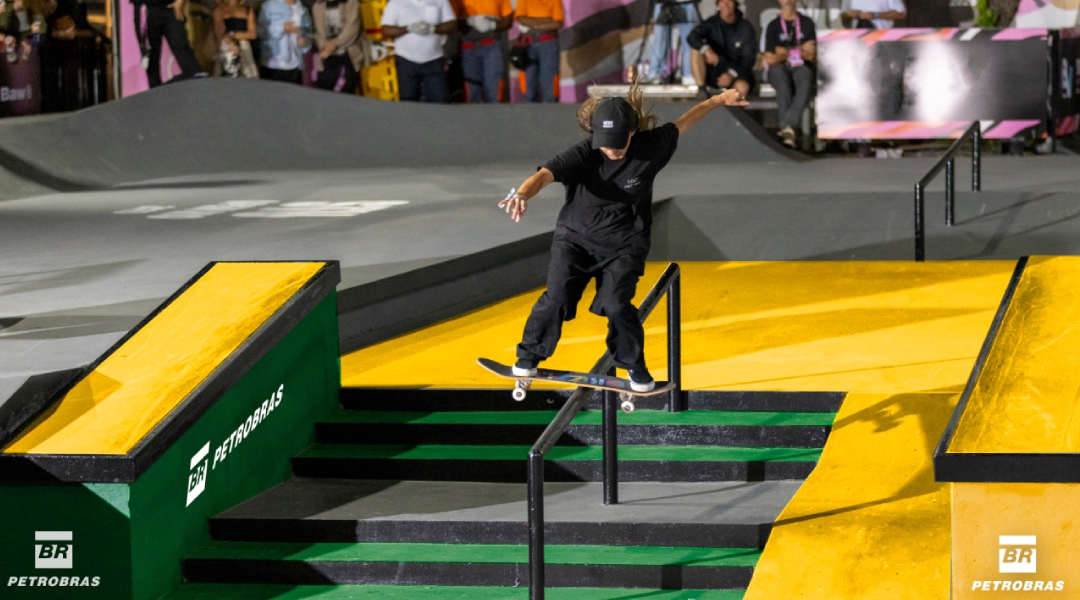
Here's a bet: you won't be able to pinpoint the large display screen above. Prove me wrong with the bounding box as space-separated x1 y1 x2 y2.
816 28 1048 139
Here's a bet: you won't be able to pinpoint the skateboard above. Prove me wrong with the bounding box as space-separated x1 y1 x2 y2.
477 357 675 413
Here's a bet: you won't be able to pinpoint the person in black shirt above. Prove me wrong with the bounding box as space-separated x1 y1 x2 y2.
763 0 816 148
687 0 756 99
498 83 747 391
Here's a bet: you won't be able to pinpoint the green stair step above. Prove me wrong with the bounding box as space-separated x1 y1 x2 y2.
190 541 761 567
164 583 746 600
298 444 822 462
324 410 837 427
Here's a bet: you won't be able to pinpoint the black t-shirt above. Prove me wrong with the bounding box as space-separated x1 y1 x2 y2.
764 14 816 53
543 122 680 257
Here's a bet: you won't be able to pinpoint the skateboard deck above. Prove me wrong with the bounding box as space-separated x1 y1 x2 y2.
477 358 674 411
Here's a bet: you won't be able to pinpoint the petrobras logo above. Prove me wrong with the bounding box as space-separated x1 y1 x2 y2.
970 535 1064 592
184 384 285 507
4 532 101 588
602 120 614 128
34 532 72 569
999 535 1036 573
186 442 210 506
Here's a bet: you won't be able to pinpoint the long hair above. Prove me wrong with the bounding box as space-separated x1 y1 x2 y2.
576 75 658 136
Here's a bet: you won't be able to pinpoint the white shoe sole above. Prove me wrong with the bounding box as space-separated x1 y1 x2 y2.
512 366 538 377
630 380 655 392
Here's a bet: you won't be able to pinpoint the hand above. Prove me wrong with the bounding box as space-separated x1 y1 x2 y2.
859 11 874 19
702 46 719 66
168 0 183 21
774 46 789 61
715 88 748 106
845 8 860 17
717 72 734 88
297 36 308 47
320 39 336 58
498 192 528 222
407 20 433 35
283 21 299 34
467 14 496 33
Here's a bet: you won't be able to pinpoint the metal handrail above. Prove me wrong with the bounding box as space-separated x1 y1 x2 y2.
527 262 682 600
914 121 982 261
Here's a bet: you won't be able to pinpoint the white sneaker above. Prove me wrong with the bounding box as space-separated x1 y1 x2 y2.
512 360 538 377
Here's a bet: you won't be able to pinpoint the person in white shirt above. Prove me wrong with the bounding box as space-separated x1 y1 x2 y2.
381 0 457 102
841 0 906 29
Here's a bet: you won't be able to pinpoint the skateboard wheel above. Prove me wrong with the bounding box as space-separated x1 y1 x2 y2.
621 400 635 414
512 387 527 401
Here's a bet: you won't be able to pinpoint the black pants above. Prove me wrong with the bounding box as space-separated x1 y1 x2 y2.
395 56 446 103
517 242 647 371
145 5 201 87
316 54 358 93
260 66 302 84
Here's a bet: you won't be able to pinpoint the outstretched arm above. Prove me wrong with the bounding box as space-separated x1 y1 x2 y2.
673 89 749 134
498 168 555 222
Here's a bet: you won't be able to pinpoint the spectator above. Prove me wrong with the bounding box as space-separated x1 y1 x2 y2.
213 0 257 78
841 0 905 29
381 0 455 102
132 0 202 86
1 0 45 43
645 0 699 84
312 0 363 93
257 0 312 84
687 0 755 99
763 0 815 148
452 0 511 102
514 0 561 103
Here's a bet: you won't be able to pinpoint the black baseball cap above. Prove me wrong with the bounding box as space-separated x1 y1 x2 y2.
591 98 639 149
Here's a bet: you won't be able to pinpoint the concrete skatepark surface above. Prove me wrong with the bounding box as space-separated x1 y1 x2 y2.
2 77 1080 438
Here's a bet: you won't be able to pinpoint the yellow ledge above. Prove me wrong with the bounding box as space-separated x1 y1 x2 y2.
3 262 324 456
950 256 1080 454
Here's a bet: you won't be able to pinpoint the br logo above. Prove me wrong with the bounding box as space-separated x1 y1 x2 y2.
999 535 1037 574
35 531 73 569
186 442 210 507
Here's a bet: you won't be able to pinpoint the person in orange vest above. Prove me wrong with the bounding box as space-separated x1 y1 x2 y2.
452 0 512 102
514 0 562 102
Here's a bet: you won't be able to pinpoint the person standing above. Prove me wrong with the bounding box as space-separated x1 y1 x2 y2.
645 0 699 84
257 0 312 84
452 0 511 102
498 82 748 390
687 0 756 99
212 0 258 78
515 0 561 103
763 0 816 148
132 0 202 87
381 0 456 102
312 0 363 92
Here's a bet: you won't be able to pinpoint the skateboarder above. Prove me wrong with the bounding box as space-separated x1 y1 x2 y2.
499 82 747 391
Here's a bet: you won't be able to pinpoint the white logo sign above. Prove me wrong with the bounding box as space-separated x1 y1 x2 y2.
186 443 210 507
34 532 72 569
999 535 1037 574
602 120 614 128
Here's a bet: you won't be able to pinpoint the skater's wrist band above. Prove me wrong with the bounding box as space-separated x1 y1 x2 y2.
510 193 527 202
727 68 738 78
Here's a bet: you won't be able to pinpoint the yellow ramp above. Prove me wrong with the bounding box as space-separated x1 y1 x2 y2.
3 262 324 456
343 260 1016 600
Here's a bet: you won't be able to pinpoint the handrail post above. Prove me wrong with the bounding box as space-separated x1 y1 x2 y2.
603 367 618 505
945 158 955 227
667 270 684 412
915 183 925 262
528 450 545 600
972 125 981 192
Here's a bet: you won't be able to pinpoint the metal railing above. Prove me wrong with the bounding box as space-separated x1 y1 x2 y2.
914 121 982 261
526 262 682 600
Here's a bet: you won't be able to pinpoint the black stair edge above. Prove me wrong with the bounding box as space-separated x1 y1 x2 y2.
182 558 754 589
339 388 845 413
314 422 832 449
291 457 817 483
208 518 772 549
